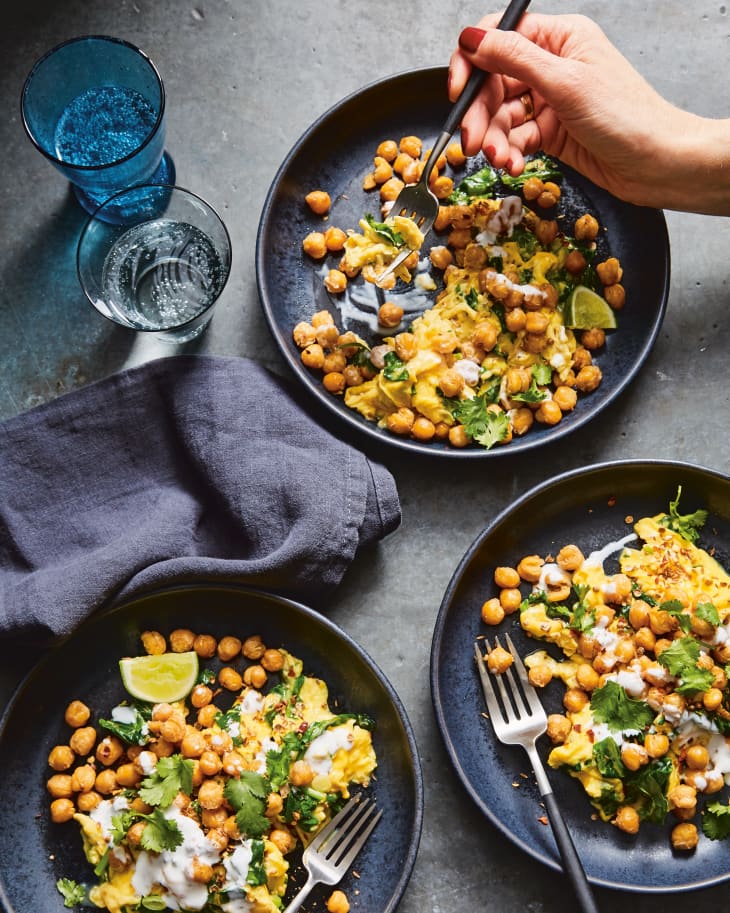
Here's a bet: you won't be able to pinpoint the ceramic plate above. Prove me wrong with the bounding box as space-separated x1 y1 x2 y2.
431 460 730 891
0 584 423 912
256 67 670 458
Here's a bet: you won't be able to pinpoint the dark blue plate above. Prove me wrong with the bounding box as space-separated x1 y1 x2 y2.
431 460 730 891
0 584 423 913
256 67 670 458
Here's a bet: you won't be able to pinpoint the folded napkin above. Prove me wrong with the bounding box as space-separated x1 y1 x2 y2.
0 355 400 640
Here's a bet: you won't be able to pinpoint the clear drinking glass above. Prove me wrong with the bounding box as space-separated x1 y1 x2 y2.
21 35 175 222
77 185 232 343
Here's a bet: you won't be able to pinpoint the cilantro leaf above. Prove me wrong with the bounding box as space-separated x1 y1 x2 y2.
532 363 553 386
266 731 301 791
660 599 693 633
382 351 409 382
99 703 152 746
592 737 626 779
224 771 270 838
364 213 404 247
569 584 596 632
659 486 708 544
447 395 509 449
110 810 136 845
511 376 549 404
696 602 721 627
703 801 730 840
590 681 655 732
139 808 184 853
56 878 86 908
657 637 715 694
138 754 194 808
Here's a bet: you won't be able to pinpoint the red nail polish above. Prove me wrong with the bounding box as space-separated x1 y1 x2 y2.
505 159 514 173
461 126 470 151
459 27 486 54
485 145 496 160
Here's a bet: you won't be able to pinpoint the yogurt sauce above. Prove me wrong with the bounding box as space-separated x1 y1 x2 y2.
303 725 355 776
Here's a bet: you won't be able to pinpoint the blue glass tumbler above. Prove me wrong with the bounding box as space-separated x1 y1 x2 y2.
21 35 175 222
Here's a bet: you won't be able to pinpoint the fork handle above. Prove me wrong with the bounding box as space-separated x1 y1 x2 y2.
441 0 532 139
526 744 601 913
282 872 317 913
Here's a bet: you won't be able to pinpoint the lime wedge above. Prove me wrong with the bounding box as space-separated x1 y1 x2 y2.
119 651 199 703
564 285 617 330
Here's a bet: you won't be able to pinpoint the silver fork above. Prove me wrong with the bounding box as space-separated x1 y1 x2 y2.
474 635 600 913
377 0 532 284
282 794 382 913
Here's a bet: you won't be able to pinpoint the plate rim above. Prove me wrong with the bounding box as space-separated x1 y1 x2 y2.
430 458 730 893
0 581 424 913
255 65 672 459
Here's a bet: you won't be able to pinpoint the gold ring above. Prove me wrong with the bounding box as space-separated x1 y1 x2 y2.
520 92 534 122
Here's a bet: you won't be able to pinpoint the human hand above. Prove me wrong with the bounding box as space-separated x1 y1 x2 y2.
449 12 728 212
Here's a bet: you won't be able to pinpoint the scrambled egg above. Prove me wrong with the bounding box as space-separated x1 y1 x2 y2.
341 214 424 284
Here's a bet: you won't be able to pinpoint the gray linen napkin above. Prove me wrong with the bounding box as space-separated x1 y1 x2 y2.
0 355 400 640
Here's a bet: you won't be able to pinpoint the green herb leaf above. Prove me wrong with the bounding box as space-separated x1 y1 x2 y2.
110 810 137 845
696 602 721 627
225 771 270 838
94 849 110 881
592 737 627 779
660 599 693 633
500 156 562 189
511 375 549 404
266 731 301 791
364 213 404 247
283 786 327 832
464 287 480 310
382 351 409 382
56 878 86 908
246 839 268 886
139 808 184 853
590 681 655 732
449 165 498 204
138 754 194 809
703 801 730 840
657 637 715 694
99 703 152 746
447 395 509 450
625 757 672 823
139 894 169 910
659 486 708 544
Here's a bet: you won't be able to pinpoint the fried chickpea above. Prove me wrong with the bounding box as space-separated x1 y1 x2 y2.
48 745 75 771
445 141 466 167
71 763 97 793
703 688 724 712
76 790 101 812
327 890 351 913
199 750 223 777
685 744 710 770
266 793 284 817
323 226 347 253
628 599 651 629
504 307 526 333
301 343 325 370
581 328 606 350
431 175 454 199
323 371 346 394
563 688 589 713
311 310 334 328
95 769 117 795
198 778 225 810
671 822 699 851
47 774 74 799
392 152 413 176
180 730 206 760
528 664 553 688
505 367 530 395
574 214 599 241
387 408 416 436
614 806 640 834
378 301 404 328
50 798 76 823
160 716 186 744
372 156 393 184
448 424 470 448
379 177 404 202
96 736 124 767
343 365 363 387
243 665 267 689
190 684 213 709
644 733 670 758
524 312 549 335
494 566 520 588
324 269 348 294
115 763 141 789
429 245 453 271
376 139 398 162
202 807 228 830
64 700 91 728
399 135 422 158
535 400 563 426
302 232 327 259
499 588 522 615
214 635 241 662
218 667 244 692
575 365 602 393
270 828 297 855
537 189 559 208
486 646 513 675
472 320 499 351
511 407 534 436
439 368 465 399
261 648 285 672
604 283 626 310
572 347 592 370
167 628 195 653
69 726 96 757
596 257 623 286
193 633 217 659
522 177 544 201
555 544 584 572
305 190 331 215
242 635 266 660
517 555 544 583
575 663 600 691
564 249 587 274
223 815 241 841
669 784 697 817
141 630 166 655
289 760 315 787
481 598 505 626
546 713 571 743
534 219 558 246
362 172 376 191
411 417 436 441
621 743 649 771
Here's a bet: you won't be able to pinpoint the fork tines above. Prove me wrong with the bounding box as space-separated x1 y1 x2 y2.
474 634 544 725
307 794 382 869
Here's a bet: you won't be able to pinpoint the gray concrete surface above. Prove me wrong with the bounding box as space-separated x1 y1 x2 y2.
2 1 730 911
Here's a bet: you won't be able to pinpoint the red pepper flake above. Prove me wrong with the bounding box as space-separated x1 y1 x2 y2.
587 728 595 743
624 515 634 524
574 724 582 733
298 722 309 733
538 816 548 825
607 496 616 507
288 669 296 677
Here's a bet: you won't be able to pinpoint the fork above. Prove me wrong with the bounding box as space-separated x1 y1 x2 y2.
474 635 600 913
377 0 532 284
282 793 382 913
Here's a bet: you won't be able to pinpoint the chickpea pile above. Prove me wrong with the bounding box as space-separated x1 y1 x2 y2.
479 516 730 852
297 138 625 449
48 628 371 913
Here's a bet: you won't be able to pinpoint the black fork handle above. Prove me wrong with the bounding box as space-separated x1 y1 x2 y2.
441 0 532 138
543 790 601 913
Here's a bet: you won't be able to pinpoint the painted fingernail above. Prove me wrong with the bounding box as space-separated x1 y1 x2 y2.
506 159 514 173
461 126 470 150
458 27 486 54
485 145 496 160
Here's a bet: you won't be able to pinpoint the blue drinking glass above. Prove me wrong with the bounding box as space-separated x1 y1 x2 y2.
21 35 175 222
